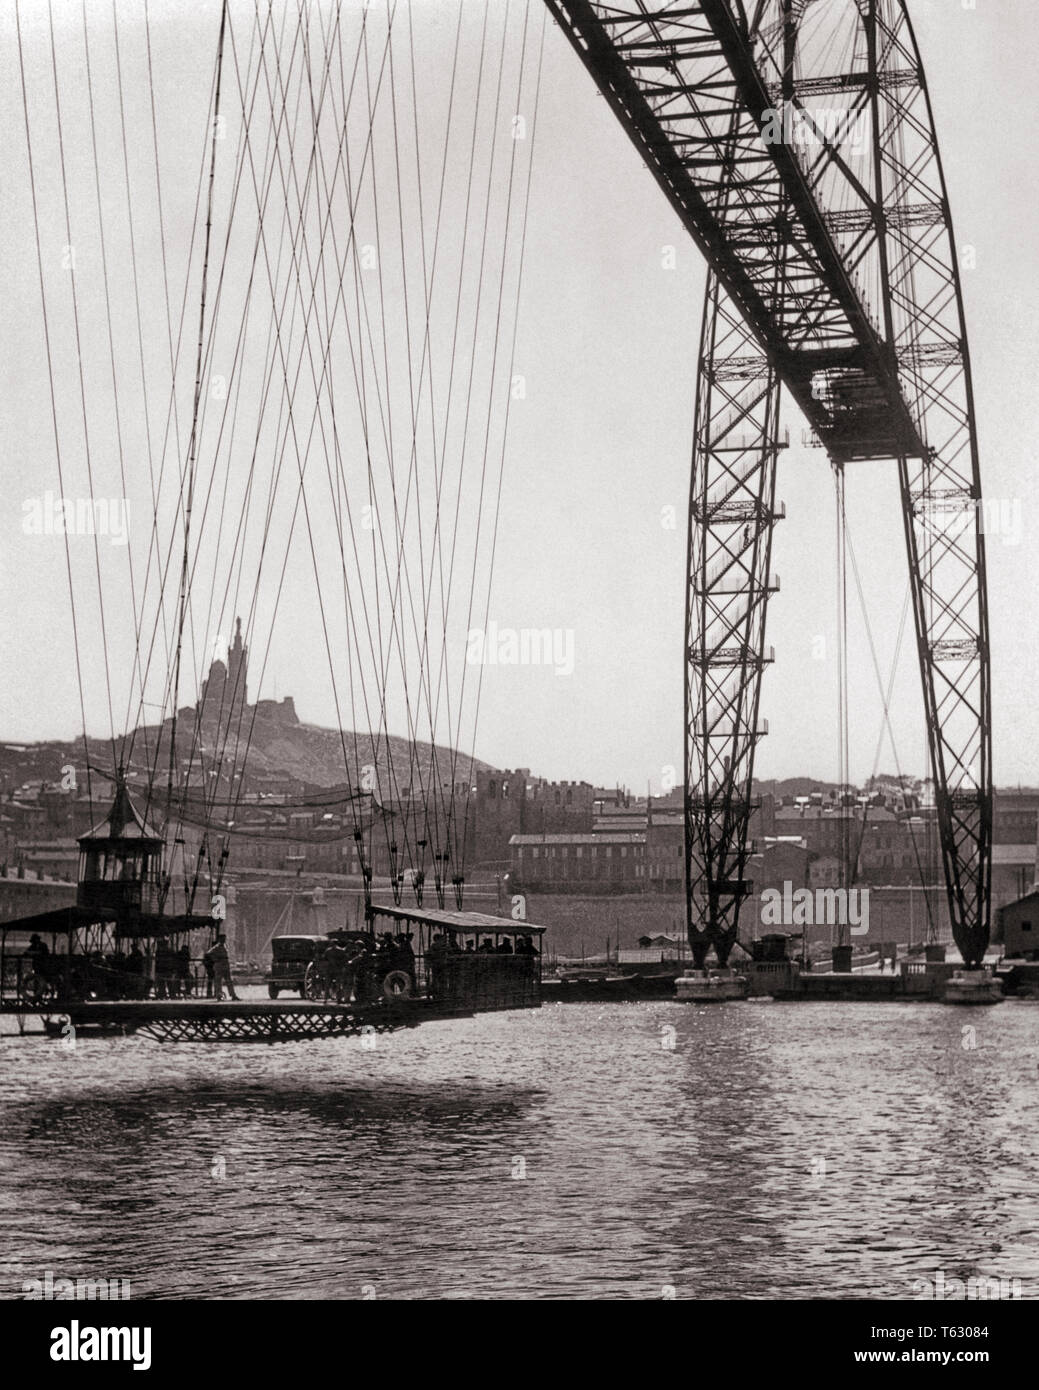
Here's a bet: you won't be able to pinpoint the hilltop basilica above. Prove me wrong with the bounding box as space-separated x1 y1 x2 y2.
197 618 249 728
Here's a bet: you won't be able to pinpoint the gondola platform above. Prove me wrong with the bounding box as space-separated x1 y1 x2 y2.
0 996 474 1044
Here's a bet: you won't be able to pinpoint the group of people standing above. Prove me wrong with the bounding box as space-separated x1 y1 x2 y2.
424 930 539 998
157 933 237 999
476 935 539 955
20 931 231 1002
23 933 185 1000
317 932 414 1004
428 932 539 957
201 933 238 1000
150 942 196 997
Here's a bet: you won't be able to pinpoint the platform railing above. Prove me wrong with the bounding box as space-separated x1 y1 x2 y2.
1 953 208 1007
428 953 541 1012
3 945 545 1016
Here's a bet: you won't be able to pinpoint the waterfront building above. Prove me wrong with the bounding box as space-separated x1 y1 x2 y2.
996 890 1039 959
509 831 645 892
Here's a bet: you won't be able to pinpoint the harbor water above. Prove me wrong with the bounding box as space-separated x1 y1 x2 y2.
1 996 1036 1300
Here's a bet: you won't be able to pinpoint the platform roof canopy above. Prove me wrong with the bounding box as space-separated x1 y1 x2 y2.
0 906 79 938
79 780 162 847
369 903 545 935
0 906 214 939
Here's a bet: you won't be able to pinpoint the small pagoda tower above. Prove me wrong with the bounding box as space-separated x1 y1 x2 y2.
77 773 164 921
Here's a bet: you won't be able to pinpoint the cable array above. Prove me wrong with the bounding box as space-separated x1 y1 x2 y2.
15 0 544 916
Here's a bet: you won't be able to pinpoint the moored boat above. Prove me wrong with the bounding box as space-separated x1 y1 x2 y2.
675 967 748 1002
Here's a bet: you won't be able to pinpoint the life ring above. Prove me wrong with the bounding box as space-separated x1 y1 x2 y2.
381 969 412 1000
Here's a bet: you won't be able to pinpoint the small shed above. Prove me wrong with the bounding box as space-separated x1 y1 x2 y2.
996 889 1039 960
637 933 678 949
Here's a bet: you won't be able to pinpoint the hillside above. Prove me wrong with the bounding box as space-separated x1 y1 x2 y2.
1 701 498 798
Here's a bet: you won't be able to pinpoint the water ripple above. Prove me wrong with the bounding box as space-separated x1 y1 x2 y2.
1 999 1037 1298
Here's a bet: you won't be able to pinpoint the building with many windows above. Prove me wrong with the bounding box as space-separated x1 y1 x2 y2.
509 832 644 892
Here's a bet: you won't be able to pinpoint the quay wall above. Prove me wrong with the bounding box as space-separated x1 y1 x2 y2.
518 887 954 960
516 894 686 959
0 866 954 965
226 875 506 962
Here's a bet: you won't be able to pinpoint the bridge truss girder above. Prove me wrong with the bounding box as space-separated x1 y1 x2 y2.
547 0 991 966
685 277 782 967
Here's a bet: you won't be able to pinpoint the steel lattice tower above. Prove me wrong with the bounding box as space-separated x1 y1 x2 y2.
546 0 991 967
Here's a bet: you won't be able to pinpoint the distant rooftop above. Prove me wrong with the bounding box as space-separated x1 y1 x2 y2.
510 832 645 845
774 805 897 822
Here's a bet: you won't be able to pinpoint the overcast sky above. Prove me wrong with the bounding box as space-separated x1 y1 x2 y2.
1 0 1037 795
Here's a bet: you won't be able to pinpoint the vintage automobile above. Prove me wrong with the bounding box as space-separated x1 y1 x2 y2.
266 935 327 998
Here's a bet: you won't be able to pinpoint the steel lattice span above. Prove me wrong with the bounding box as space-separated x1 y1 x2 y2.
546 0 991 966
